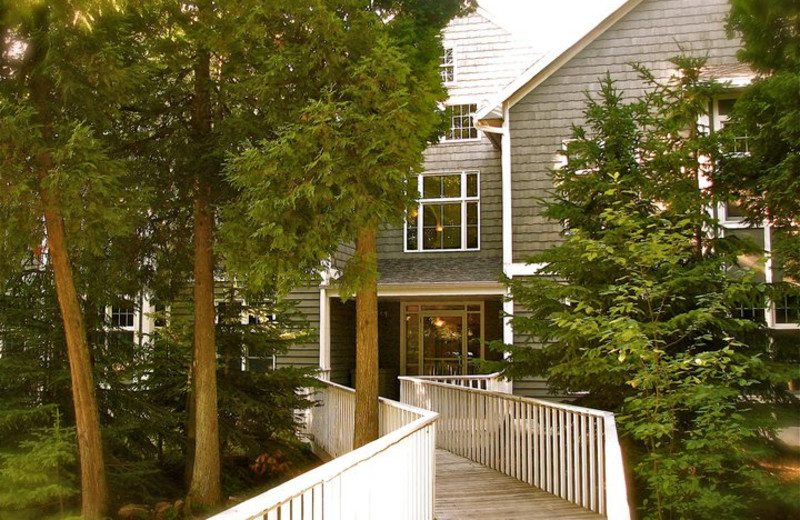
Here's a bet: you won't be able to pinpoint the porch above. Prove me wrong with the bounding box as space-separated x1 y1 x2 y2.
208 374 630 520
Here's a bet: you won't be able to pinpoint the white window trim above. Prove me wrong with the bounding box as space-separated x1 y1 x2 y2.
216 299 278 371
440 44 456 85
399 301 485 376
709 96 797 330
440 103 481 143
404 170 480 253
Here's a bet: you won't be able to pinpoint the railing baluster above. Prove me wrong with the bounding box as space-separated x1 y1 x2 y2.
588 417 597 511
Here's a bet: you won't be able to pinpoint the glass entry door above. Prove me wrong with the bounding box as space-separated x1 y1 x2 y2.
422 314 465 376
403 303 483 376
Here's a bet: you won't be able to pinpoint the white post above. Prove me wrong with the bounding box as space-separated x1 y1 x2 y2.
319 287 331 380
603 413 632 520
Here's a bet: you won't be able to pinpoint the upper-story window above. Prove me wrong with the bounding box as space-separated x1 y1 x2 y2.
709 96 798 329
107 301 137 364
440 46 455 84
444 104 478 141
406 171 479 252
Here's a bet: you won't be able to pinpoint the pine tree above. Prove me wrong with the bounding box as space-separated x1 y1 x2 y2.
0 3 149 516
0 412 78 519
719 0 800 281
501 59 788 518
223 0 470 449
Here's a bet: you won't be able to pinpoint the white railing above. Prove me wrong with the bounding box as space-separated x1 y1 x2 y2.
210 380 437 520
411 372 513 393
400 377 631 520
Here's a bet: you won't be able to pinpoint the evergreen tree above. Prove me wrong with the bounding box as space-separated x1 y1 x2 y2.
719 0 800 281
0 3 149 516
0 412 78 520
500 59 789 518
223 0 470 449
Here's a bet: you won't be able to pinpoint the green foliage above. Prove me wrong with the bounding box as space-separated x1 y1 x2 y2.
0 1 151 279
719 0 800 283
0 412 79 519
501 59 791 518
220 0 466 298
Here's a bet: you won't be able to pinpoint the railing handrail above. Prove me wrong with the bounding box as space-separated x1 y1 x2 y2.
209 380 438 520
410 372 507 382
399 375 613 419
400 376 632 520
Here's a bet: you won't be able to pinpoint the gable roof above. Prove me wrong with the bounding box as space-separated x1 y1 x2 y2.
475 0 645 121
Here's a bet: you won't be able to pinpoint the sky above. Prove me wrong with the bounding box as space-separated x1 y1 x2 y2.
478 0 628 50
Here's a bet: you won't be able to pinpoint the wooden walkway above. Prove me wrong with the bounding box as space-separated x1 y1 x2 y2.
435 450 604 520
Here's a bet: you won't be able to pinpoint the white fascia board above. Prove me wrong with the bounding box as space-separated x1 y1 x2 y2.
506 262 546 277
718 76 753 89
476 101 505 122
486 0 645 114
325 282 506 299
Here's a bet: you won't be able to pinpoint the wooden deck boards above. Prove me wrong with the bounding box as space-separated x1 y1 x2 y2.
435 450 604 520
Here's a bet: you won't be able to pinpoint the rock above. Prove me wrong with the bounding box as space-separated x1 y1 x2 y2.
118 503 151 520
154 501 172 519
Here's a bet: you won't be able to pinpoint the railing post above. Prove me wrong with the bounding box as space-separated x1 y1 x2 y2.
603 413 632 520
401 375 631 519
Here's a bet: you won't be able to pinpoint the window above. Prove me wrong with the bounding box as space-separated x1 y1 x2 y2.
110 304 135 328
711 96 797 329
107 301 136 365
440 46 455 83
216 300 277 372
406 171 479 252
444 104 478 141
402 302 484 376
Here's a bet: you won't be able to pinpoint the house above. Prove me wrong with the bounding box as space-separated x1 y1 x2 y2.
288 0 798 400
35 0 792 400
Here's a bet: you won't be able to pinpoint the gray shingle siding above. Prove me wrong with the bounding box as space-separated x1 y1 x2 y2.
276 285 320 370
443 11 542 104
377 9 539 284
329 299 355 385
509 0 740 262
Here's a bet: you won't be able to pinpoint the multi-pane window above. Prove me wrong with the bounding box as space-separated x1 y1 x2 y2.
713 98 749 154
406 171 479 252
108 302 136 364
217 301 277 372
445 104 478 141
110 304 135 328
711 96 797 329
440 46 455 83
402 302 484 376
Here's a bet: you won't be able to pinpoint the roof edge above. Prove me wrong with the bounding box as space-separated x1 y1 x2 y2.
476 0 646 121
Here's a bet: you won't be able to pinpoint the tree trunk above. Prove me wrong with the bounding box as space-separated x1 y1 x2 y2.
29 9 108 518
39 181 110 520
353 225 380 448
186 37 222 508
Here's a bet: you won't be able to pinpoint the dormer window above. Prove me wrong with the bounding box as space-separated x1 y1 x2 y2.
440 46 455 84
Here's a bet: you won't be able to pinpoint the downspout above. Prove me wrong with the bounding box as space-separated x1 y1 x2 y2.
477 104 515 358
500 103 515 348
